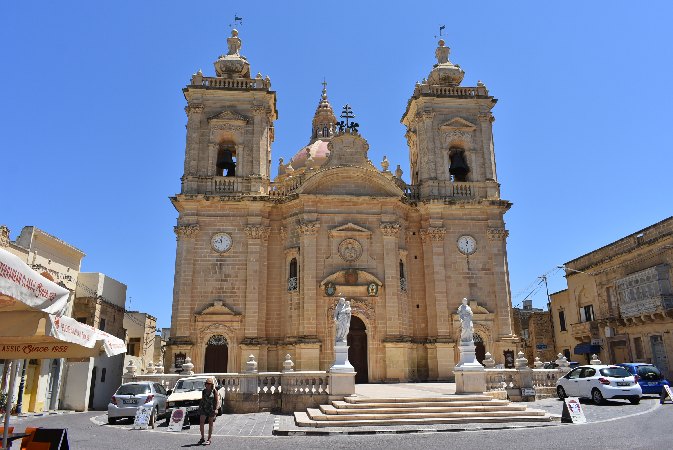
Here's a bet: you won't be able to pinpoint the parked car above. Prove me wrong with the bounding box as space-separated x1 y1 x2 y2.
615 363 670 395
165 376 225 424
556 364 642 405
107 381 169 425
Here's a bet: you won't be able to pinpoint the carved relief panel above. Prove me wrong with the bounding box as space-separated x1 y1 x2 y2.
326 223 376 269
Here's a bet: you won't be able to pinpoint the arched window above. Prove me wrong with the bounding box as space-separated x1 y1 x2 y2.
288 258 298 291
216 144 236 177
449 148 469 182
399 260 405 279
322 126 328 137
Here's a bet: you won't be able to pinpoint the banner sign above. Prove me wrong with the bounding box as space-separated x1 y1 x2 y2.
168 408 188 432
133 405 153 430
562 397 587 424
0 248 70 314
49 315 127 356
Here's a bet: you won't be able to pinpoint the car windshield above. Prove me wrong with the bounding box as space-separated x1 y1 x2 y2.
600 367 631 378
174 379 207 392
637 365 662 380
116 384 150 395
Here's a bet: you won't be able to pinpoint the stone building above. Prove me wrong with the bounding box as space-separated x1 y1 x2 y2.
123 312 157 375
550 217 673 378
511 300 556 364
71 272 127 410
168 31 519 382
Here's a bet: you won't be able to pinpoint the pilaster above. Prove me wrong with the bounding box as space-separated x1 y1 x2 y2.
477 111 496 181
244 225 270 339
421 226 449 336
487 226 514 337
298 220 320 337
380 222 401 336
172 224 199 336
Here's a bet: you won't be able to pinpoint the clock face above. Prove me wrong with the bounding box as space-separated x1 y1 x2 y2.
457 235 477 255
211 232 232 253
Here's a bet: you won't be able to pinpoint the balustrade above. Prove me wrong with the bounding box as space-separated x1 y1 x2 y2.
197 76 269 90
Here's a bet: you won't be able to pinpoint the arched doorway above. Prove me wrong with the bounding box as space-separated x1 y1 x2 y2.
347 316 368 383
474 333 486 364
204 335 228 373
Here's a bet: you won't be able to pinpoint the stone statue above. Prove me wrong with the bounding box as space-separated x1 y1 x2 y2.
435 39 450 65
457 297 474 344
227 29 242 55
334 297 352 344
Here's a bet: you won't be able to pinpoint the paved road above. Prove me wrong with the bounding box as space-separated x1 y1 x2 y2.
6 396 671 449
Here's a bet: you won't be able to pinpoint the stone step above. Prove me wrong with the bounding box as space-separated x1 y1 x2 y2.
295 411 553 428
343 395 494 404
332 399 511 409
320 404 528 415
306 408 548 421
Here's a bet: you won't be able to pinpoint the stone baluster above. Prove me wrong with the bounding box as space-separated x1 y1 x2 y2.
533 356 544 369
483 352 495 368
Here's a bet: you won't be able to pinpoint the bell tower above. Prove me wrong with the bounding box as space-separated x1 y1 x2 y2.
401 39 500 200
180 29 277 195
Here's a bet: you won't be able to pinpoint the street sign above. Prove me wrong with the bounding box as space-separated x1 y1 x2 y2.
521 387 536 396
562 397 586 424
591 338 603 346
132 405 153 430
662 385 673 404
536 344 547 350
168 407 188 432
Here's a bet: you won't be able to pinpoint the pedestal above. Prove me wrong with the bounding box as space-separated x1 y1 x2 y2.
453 342 486 394
330 342 354 373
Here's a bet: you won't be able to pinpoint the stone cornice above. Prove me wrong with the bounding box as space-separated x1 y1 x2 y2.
420 227 446 242
184 104 204 115
174 224 200 240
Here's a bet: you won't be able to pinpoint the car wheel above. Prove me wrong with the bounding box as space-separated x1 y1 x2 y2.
628 396 640 405
149 407 157 427
592 388 605 405
107 416 117 425
557 386 567 400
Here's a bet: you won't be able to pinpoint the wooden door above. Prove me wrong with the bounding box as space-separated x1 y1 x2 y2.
204 335 228 373
347 316 368 383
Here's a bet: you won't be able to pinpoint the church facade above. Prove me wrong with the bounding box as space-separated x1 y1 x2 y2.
167 30 519 382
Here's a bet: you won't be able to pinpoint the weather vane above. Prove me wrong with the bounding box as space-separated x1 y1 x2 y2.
229 14 243 29
434 24 446 39
336 104 359 133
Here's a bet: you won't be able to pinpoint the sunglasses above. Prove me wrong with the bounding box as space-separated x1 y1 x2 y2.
205 382 213 385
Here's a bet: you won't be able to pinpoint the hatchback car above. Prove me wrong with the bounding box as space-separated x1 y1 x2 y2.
616 363 670 395
556 364 642 405
107 381 169 425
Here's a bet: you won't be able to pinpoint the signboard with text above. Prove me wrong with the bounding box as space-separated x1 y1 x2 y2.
133 405 153 430
663 385 673 404
562 397 587 424
168 407 188 432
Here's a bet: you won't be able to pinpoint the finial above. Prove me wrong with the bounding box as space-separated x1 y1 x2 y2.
322 78 328 99
231 28 239 37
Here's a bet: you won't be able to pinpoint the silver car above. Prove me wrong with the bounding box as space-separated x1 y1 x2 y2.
107 381 168 425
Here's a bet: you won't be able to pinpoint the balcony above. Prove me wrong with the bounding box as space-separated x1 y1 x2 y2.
287 277 298 292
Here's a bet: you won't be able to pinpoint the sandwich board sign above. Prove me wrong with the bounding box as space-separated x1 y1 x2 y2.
133 405 153 430
561 397 586 424
168 407 188 432
662 385 673 404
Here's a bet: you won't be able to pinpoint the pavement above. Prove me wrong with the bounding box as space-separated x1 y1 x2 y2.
4 383 664 442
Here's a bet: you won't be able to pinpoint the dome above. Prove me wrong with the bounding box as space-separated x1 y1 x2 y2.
289 140 330 170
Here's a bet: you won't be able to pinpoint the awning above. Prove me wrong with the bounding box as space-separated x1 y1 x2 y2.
574 342 601 355
0 247 70 314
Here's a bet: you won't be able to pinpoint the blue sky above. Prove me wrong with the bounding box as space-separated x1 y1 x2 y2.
2 1 672 329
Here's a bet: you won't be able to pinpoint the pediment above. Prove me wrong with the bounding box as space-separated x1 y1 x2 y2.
329 222 371 237
208 110 249 123
197 300 240 316
319 270 383 287
439 117 476 131
296 166 404 198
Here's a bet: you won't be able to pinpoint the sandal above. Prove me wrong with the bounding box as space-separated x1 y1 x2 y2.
205 440 211 445
197 437 205 445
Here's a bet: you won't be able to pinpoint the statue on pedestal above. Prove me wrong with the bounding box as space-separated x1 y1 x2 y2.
334 297 352 344
457 298 474 344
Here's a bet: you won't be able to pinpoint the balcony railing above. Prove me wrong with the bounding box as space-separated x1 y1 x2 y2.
195 76 270 90
400 277 408 292
287 277 298 292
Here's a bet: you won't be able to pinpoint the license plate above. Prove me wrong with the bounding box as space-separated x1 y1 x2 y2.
617 382 629 386
186 406 198 412
648 382 658 386
123 399 138 404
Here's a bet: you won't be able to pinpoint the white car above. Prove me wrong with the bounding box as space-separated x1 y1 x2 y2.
107 381 168 425
165 376 225 424
556 364 642 405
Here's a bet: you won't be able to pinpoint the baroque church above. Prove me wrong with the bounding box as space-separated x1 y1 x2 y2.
168 29 519 382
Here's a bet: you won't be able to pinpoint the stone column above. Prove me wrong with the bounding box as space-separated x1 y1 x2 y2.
380 222 401 336
172 224 199 336
243 225 270 339
251 106 268 179
477 111 496 181
487 227 513 338
420 227 449 337
298 221 320 338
